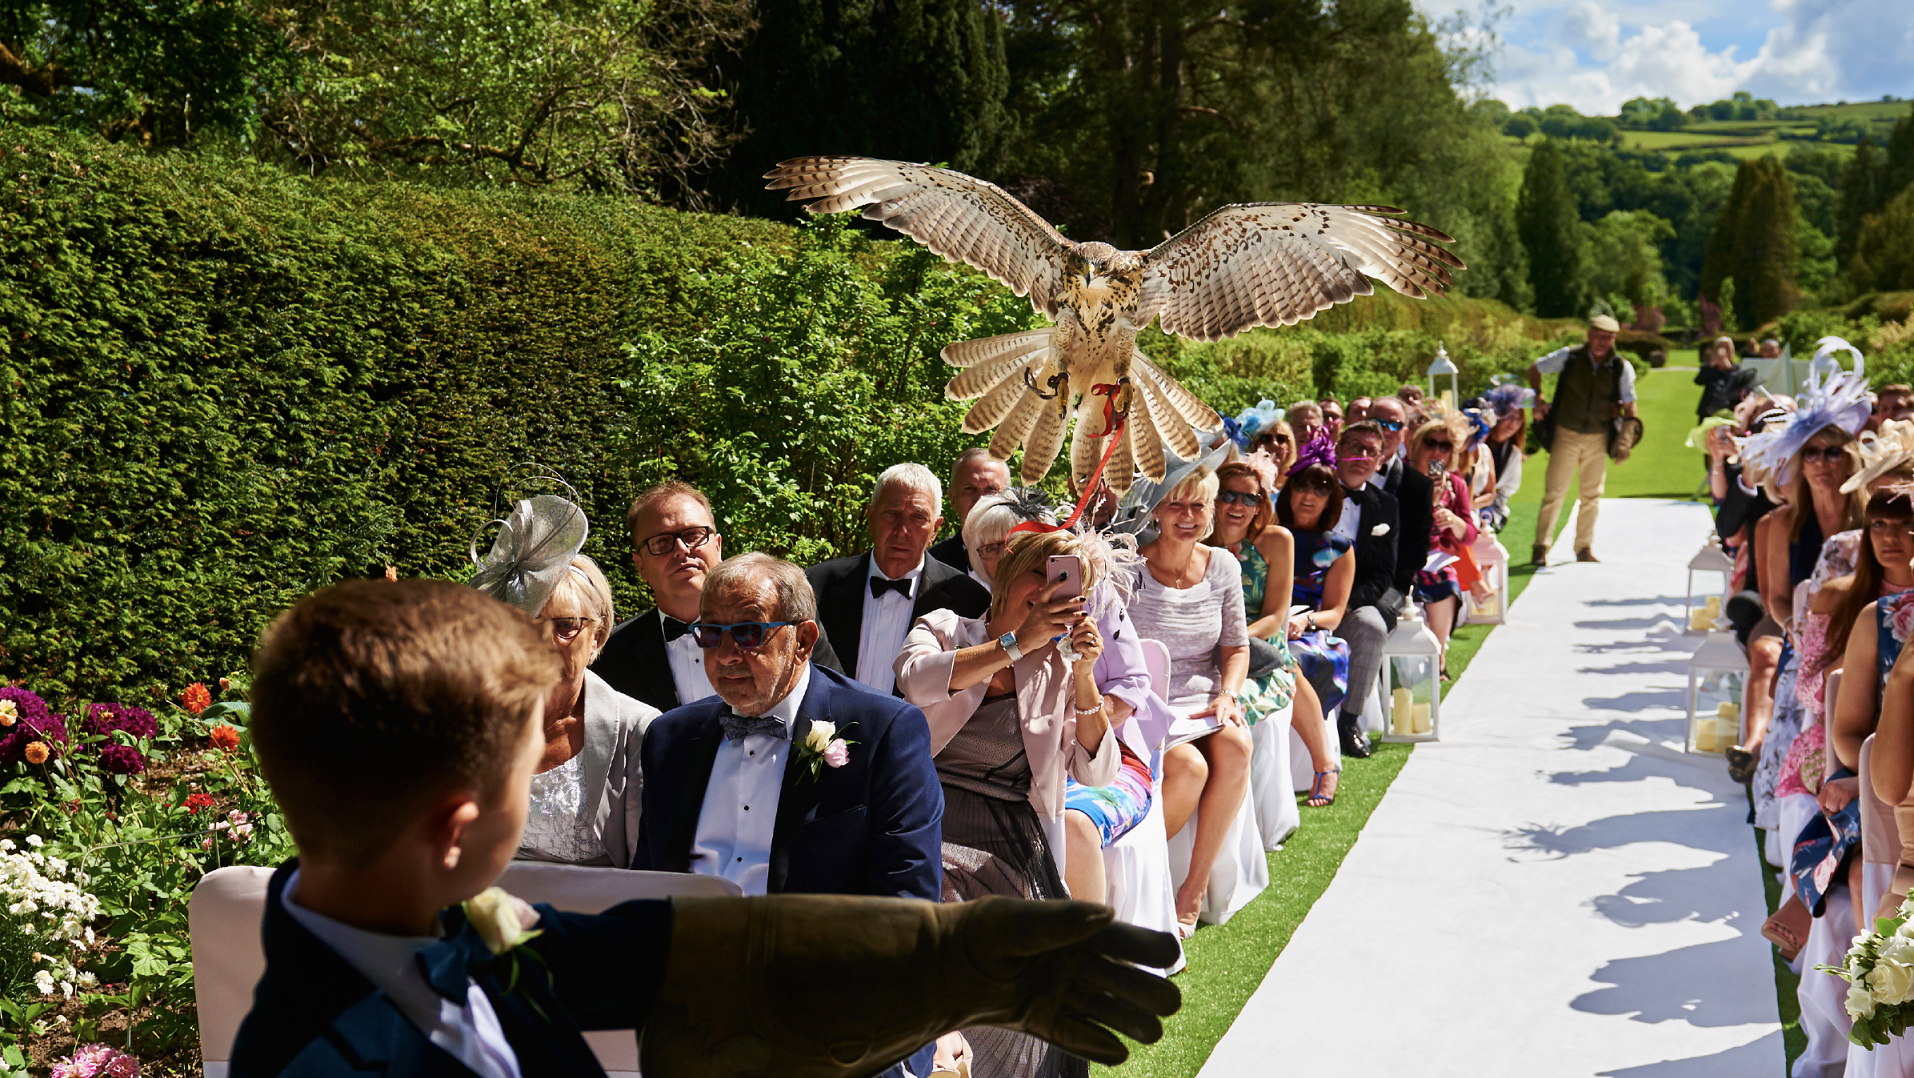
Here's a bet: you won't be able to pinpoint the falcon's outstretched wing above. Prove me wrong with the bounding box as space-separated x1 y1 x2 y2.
765 157 1070 317
1139 204 1464 343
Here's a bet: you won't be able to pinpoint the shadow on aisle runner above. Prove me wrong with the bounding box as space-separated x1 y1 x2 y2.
1196 499 1783 1078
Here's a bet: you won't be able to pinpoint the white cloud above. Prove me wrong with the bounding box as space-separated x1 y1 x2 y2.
1479 0 1914 113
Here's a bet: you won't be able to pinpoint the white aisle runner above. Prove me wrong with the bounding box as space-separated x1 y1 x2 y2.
1197 499 1784 1077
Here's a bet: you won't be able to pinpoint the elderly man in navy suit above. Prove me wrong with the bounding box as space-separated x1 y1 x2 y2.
634 551 947 1074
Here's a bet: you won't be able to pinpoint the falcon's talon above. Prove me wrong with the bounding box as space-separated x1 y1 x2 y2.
1023 368 1061 400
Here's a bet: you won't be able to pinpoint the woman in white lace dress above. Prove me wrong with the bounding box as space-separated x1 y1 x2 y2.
518 555 659 866
466 492 658 866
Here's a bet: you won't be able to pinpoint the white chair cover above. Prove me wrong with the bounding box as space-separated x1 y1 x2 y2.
1288 707 1341 793
1100 775 1186 975
190 863 741 1078
1852 859 1914 1076
1165 787 1268 926
1248 703 1299 849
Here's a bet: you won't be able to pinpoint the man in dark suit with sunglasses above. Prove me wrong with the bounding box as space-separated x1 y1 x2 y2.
1368 395 1435 621
594 481 840 712
632 551 945 1076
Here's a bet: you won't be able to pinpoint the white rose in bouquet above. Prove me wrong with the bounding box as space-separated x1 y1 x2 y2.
1866 956 1914 1005
1850 979 1880 1020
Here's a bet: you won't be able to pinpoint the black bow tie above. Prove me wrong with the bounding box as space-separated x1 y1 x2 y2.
721 714 789 741
662 614 691 642
870 576 913 600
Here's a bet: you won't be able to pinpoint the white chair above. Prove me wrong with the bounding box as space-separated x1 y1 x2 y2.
1096 640 1184 971
1288 707 1341 795
1139 641 1269 926
190 863 742 1078
1249 702 1300 849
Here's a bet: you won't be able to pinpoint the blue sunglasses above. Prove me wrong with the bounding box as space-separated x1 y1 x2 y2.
692 621 798 649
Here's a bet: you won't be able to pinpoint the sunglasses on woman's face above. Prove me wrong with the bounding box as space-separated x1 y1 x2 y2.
1800 445 1847 464
1216 489 1263 506
1293 477 1334 495
1424 440 1454 453
691 620 797 649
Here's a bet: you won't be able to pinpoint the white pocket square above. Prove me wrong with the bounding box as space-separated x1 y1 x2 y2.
1370 523 1391 537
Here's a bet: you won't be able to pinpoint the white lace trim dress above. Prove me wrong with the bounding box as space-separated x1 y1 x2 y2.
521 753 602 863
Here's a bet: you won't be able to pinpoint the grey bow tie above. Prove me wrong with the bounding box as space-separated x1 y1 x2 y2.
721 714 789 742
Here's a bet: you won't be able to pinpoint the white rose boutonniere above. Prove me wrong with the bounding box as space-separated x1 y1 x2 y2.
463 887 551 1015
797 720 855 781
1370 523 1391 537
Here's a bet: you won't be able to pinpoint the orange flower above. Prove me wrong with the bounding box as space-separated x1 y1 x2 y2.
181 682 213 716
24 741 49 765
209 724 242 752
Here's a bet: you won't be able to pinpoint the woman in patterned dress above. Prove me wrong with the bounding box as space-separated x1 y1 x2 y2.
1274 461 1354 712
1206 459 1341 806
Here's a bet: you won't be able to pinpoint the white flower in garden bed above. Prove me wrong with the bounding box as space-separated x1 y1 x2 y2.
0 835 101 999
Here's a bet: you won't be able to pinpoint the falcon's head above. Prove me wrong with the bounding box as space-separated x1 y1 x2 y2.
1062 242 1146 308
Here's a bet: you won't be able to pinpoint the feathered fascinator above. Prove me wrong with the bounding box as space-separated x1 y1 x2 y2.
992 488 1141 614
1242 447 1279 493
1841 420 1914 494
469 494 589 615
1289 430 1338 475
1460 408 1493 450
1222 399 1283 450
1483 383 1535 417
1735 362 1872 488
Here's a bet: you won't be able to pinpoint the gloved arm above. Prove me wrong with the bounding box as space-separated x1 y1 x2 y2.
640 895 1180 1078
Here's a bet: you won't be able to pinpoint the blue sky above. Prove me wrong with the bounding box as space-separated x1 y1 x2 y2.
1456 0 1914 113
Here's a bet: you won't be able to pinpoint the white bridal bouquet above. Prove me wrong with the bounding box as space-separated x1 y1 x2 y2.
1821 892 1914 1047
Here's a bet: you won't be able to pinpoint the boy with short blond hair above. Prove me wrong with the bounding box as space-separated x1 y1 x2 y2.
233 578 1179 1078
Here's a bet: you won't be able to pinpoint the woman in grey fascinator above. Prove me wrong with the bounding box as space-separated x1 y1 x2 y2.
471 493 660 866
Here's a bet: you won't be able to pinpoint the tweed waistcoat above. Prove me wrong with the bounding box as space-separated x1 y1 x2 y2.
1552 345 1624 435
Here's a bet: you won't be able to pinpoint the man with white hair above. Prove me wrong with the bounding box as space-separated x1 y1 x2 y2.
929 447 1010 572
807 463 991 694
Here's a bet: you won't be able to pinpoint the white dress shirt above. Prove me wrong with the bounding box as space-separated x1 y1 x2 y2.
857 557 924 694
1533 345 1638 402
282 871 521 1078
690 662 812 895
1330 485 1362 549
659 610 718 706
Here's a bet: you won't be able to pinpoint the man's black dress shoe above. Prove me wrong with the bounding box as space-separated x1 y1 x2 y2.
1338 714 1373 758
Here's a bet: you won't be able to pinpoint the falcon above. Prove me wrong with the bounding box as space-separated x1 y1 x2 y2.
765 156 1464 493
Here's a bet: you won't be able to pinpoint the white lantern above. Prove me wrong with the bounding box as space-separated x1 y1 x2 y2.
1380 611 1443 743
1685 631 1747 755
1465 533 1510 626
1427 343 1460 412
1685 539 1733 634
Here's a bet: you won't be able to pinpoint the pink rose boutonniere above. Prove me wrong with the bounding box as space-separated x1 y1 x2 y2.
797 721 855 782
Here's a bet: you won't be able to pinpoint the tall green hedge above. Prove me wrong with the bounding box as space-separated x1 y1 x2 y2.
0 126 1017 704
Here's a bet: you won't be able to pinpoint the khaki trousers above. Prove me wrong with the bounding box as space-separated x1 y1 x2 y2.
1534 426 1608 553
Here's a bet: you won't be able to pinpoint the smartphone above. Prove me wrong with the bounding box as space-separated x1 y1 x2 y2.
1046 554 1083 601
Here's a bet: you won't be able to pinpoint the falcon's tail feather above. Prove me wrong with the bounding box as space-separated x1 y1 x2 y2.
1135 367 1203 461
1069 422 1103 491
942 328 1055 370
1134 349 1221 432
1022 397 1070 486
1104 423 1137 496
947 345 1048 401
962 361 1045 435
989 390 1046 463
1127 385 1167 484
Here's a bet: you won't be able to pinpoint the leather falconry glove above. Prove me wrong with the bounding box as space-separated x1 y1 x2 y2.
640 894 1181 1078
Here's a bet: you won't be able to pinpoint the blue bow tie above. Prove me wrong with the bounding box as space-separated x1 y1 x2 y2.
870 575 913 600
721 714 788 741
415 919 495 1003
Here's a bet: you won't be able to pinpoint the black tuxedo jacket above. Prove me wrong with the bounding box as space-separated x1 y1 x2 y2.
805 551 990 686
928 533 970 574
1381 462 1435 601
592 607 845 713
630 665 944 901
230 861 670 1078
1343 482 1402 627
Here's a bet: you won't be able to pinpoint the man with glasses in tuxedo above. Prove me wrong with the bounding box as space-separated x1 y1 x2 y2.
593 481 841 711
631 551 947 1075
1322 419 1403 758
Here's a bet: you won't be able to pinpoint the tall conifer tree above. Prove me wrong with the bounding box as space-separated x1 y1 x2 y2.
1516 139 1581 317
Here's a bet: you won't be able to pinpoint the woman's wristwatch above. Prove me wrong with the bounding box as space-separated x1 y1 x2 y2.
998 631 1023 663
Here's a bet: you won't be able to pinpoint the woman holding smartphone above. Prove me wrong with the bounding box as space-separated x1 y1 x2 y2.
895 528 1125 1078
